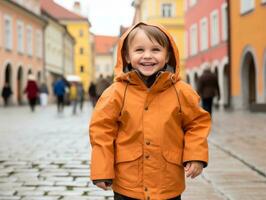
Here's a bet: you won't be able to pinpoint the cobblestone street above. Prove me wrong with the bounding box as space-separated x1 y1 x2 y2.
0 104 266 200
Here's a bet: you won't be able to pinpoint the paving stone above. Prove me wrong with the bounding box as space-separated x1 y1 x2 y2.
55 181 88 187
0 197 21 200
48 190 84 196
17 190 45 196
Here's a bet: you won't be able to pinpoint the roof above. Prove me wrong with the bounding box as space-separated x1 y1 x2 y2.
95 35 119 54
2 0 46 25
40 0 88 21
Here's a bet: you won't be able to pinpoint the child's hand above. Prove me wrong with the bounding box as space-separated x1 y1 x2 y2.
95 181 112 190
184 161 203 179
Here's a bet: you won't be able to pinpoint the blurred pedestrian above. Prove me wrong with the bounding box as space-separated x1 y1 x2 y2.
24 74 39 112
89 22 211 200
77 83 85 112
95 74 110 101
197 67 220 116
69 82 78 115
39 82 49 107
88 82 97 107
1 82 12 107
53 76 67 113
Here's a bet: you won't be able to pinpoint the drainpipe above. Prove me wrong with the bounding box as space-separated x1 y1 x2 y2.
227 0 232 108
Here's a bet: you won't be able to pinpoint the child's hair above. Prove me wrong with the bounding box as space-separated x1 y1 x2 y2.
122 24 173 66
124 24 170 51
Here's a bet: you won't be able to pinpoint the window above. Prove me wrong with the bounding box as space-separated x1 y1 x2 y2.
105 64 110 73
240 0 255 14
79 29 83 37
80 65 84 73
4 15 12 50
17 21 24 53
26 26 33 56
189 0 197 7
80 47 84 55
200 18 208 51
161 3 172 17
35 30 42 58
221 3 228 41
190 24 198 56
210 10 219 46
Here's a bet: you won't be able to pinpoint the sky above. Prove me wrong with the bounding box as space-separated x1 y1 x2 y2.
54 0 135 36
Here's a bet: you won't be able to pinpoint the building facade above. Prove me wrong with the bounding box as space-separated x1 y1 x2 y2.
41 0 92 92
185 0 229 107
229 0 266 109
40 1 75 101
132 0 186 79
0 0 46 105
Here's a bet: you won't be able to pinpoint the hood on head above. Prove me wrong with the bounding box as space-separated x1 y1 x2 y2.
114 22 180 80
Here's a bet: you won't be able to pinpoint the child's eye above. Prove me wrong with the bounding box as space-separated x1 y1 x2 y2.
152 48 161 51
135 48 143 52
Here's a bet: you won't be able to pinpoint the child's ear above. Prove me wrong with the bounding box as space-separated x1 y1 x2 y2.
166 53 170 63
125 54 130 63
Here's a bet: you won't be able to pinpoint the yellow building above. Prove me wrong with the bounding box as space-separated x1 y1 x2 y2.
132 0 185 79
48 0 92 91
229 0 266 110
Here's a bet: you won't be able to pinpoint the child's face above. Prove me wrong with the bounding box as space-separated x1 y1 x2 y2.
125 29 169 77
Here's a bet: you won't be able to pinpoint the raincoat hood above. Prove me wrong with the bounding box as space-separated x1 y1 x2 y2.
114 22 180 83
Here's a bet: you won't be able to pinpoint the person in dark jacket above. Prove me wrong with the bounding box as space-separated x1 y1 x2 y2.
24 75 39 112
53 76 67 113
95 74 110 100
1 82 12 107
197 67 220 116
88 82 97 107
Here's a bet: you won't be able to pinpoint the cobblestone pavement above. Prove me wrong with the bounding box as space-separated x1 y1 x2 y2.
0 104 266 200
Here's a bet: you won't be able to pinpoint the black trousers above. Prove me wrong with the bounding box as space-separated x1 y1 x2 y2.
114 192 181 200
202 97 213 116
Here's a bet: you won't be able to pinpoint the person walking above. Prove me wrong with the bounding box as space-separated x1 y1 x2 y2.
1 82 12 107
39 82 49 107
197 67 220 116
88 82 97 107
95 74 110 101
53 76 66 113
89 22 211 200
69 82 78 115
24 74 39 112
77 83 85 112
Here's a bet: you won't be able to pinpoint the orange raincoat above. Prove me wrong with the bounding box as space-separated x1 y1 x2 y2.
89 22 211 200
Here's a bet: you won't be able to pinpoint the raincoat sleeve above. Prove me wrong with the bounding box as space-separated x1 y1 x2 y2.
89 84 121 180
178 82 211 167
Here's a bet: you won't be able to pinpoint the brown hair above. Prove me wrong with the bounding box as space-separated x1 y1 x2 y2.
122 24 174 66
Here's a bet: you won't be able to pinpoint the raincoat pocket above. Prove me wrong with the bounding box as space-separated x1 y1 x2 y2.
115 147 143 188
162 150 183 166
162 150 185 188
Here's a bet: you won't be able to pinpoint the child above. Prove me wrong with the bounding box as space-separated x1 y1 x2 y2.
89 22 211 200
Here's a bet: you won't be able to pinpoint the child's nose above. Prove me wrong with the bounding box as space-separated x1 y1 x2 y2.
143 50 152 58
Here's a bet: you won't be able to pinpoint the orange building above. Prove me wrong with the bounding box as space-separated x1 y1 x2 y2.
229 0 266 110
0 0 46 105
